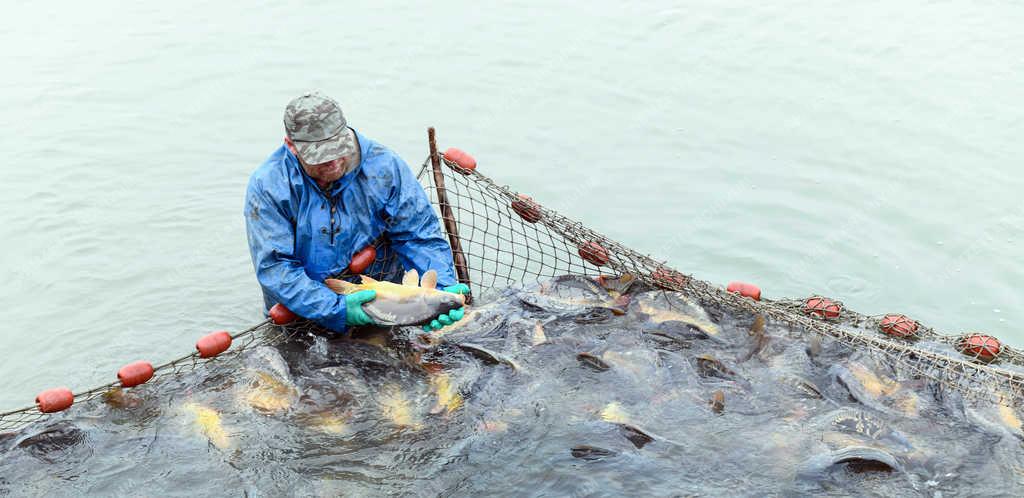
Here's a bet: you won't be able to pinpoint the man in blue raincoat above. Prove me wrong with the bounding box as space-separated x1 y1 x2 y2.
245 92 468 333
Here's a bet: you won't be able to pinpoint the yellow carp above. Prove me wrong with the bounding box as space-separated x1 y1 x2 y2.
182 402 232 449
379 384 422 430
241 370 298 413
429 373 464 414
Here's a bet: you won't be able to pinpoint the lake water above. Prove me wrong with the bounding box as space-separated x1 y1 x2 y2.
1 0 1020 413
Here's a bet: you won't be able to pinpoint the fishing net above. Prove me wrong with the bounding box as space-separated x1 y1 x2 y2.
0 321 320 433
2 129 1022 433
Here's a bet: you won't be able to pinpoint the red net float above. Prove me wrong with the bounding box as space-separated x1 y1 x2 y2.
727 282 761 301
196 330 232 358
117 361 154 388
269 303 297 325
510 194 542 223
348 245 376 274
879 314 919 338
804 296 842 319
652 268 688 289
958 334 1001 361
578 241 610 266
443 147 477 174
36 387 74 413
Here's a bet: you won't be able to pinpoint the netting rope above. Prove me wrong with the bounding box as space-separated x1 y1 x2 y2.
2 130 1020 433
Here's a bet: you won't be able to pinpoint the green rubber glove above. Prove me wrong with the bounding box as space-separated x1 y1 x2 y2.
442 284 470 295
423 307 465 332
345 289 377 327
423 284 471 331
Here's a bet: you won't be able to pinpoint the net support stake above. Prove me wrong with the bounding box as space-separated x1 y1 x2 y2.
427 127 473 304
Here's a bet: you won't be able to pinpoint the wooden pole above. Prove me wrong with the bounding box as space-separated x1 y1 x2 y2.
428 127 472 304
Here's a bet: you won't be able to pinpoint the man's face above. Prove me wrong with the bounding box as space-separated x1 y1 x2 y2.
285 137 353 186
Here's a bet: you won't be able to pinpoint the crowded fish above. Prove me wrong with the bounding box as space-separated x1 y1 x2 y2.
2 273 1023 496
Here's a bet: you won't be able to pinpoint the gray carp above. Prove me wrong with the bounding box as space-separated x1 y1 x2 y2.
326 269 464 326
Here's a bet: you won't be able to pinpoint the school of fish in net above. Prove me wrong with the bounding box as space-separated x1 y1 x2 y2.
1 143 1021 495
2 274 1023 496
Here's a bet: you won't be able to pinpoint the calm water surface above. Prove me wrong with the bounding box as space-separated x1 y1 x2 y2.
1 1 1020 412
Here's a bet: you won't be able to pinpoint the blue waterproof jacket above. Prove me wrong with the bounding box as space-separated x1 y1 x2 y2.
245 129 457 332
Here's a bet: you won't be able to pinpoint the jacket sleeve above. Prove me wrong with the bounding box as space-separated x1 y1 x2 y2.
383 156 459 288
245 180 349 331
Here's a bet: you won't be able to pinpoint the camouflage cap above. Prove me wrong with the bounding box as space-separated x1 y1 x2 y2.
283 92 356 165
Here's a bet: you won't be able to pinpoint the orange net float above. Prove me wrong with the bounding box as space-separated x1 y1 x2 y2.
578 241 610 266
348 245 377 274
804 296 842 319
196 330 232 358
269 303 298 325
652 268 689 289
726 282 761 301
117 361 154 388
443 147 477 174
510 194 542 223
36 387 74 413
957 333 1002 362
879 314 919 338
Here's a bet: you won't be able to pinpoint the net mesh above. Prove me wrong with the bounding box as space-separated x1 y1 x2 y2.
2 133 1022 433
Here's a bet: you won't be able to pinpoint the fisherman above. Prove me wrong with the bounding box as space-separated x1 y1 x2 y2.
245 91 469 333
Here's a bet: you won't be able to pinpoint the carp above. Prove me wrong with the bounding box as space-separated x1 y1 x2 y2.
830 361 922 417
571 445 617 460
695 354 738 380
632 290 720 336
182 402 232 449
12 422 89 463
428 372 464 415
577 352 612 371
295 410 350 435
797 445 902 479
455 342 520 370
710 390 725 414
519 275 625 315
378 384 422 430
241 371 298 413
239 346 299 414
326 269 465 327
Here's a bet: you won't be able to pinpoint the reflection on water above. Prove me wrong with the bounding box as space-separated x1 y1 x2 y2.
3 277 1023 496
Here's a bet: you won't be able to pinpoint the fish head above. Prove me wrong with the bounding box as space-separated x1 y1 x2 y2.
429 288 466 315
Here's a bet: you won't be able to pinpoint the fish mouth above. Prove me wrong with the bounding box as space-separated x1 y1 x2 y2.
797 445 902 481
440 293 466 313
830 446 901 473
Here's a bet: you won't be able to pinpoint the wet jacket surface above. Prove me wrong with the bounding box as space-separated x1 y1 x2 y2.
245 129 457 332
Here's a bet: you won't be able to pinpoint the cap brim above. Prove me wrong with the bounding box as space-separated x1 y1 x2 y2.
295 128 355 165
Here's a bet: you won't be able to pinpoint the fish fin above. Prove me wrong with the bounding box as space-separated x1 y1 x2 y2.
325 278 358 294
359 275 380 285
402 269 419 287
710 390 725 414
421 270 438 289
751 314 765 335
740 315 768 362
615 422 655 449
